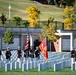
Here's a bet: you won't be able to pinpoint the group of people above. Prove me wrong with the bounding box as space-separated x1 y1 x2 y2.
0 46 40 62
22 46 40 61
18 46 40 61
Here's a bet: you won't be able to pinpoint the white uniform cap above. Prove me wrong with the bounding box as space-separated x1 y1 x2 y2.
7 47 10 49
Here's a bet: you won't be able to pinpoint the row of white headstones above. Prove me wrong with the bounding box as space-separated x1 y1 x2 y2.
0 51 73 71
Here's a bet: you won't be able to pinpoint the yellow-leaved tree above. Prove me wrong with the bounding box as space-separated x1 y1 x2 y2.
62 6 75 30
40 17 60 42
26 6 40 28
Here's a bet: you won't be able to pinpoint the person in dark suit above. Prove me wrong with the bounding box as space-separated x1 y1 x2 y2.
29 47 34 61
17 46 22 61
30 47 34 58
0 50 2 60
24 46 29 58
75 51 76 61
71 48 75 64
6 47 11 61
71 48 75 70
35 47 40 60
24 46 29 61
71 48 75 58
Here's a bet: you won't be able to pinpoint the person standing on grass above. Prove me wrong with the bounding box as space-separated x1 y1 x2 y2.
17 46 22 62
24 46 29 62
71 48 75 64
35 47 40 60
0 50 2 60
29 47 34 61
6 47 11 61
74 51 76 61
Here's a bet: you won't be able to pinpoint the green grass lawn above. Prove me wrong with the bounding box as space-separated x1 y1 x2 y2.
0 67 76 75
0 0 64 21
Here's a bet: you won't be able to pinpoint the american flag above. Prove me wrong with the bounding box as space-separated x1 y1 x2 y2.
25 35 30 50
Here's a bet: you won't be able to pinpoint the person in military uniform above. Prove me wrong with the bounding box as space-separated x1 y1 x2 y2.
71 48 75 64
24 46 29 61
17 46 22 62
6 47 11 61
29 47 34 61
0 50 2 60
35 47 40 60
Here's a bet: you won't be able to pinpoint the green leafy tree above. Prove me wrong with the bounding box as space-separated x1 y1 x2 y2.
72 11 76 23
40 17 60 42
13 16 22 26
23 20 29 28
0 13 7 24
3 29 14 44
48 16 54 25
65 0 75 6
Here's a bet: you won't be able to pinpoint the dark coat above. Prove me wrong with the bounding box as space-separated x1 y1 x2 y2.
24 49 29 58
0 51 2 55
17 50 22 58
35 49 40 58
71 50 75 58
6 51 11 60
29 49 34 58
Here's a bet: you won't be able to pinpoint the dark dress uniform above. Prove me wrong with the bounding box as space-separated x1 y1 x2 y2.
0 51 2 60
35 47 40 59
71 48 75 64
6 50 11 60
30 48 34 58
17 50 22 58
24 49 29 58
24 50 26 57
0 51 1 56
71 49 75 58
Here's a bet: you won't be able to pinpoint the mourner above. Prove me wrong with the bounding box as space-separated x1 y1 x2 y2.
24 46 29 58
29 47 34 61
74 51 76 61
71 48 75 64
35 46 40 60
0 50 2 60
24 46 30 61
6 47 11 61
17 46 22 61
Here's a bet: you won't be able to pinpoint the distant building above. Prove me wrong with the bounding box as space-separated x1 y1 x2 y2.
0 27 42 50
52 30 76 52
0 27 76 52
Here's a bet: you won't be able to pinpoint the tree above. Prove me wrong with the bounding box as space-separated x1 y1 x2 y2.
65 0 75 6
39 17 60 42
0 13 7 25
13 16 22 26
72 11 76 23
23 20 29 28
3 29 14 44
62 6 75 30
48 16 54 25
26 6 40 28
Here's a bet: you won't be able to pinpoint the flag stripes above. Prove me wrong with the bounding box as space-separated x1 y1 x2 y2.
25 35 30 49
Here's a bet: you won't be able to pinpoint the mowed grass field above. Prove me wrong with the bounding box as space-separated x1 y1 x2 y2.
0 67 76 75
0 0 64 21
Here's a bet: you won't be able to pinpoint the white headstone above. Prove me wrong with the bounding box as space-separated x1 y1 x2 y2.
22 63 26 71
5 63 10 71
